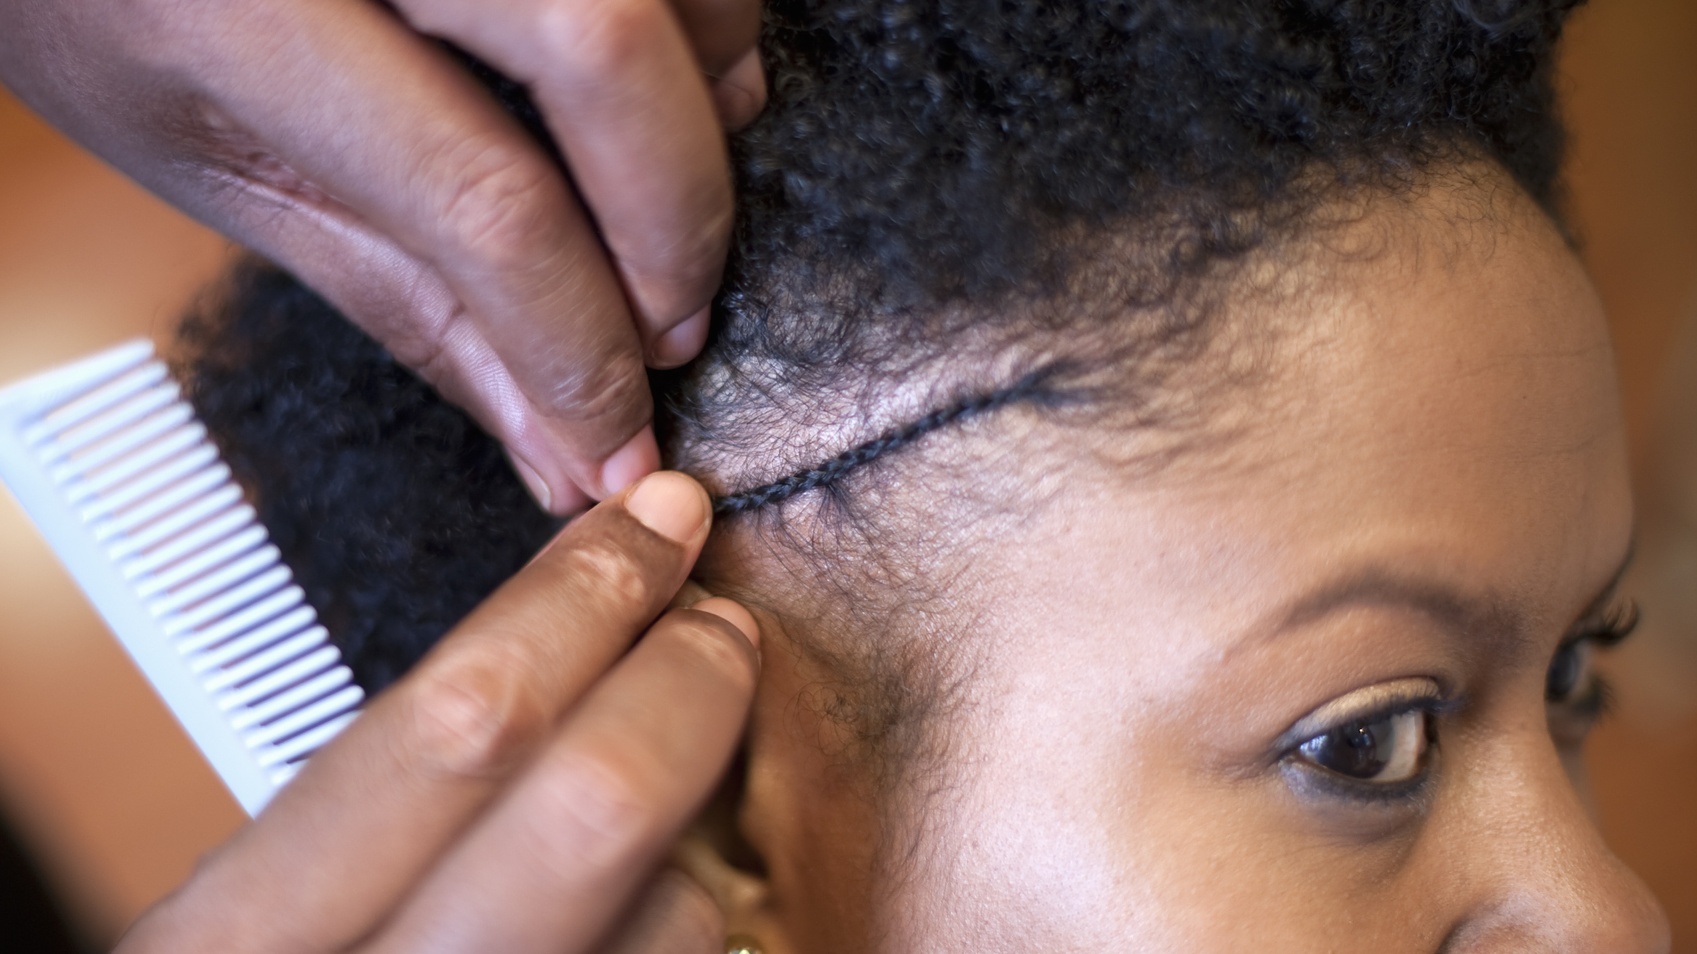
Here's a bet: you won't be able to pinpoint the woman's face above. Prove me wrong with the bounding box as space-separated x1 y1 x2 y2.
727 183 1671 952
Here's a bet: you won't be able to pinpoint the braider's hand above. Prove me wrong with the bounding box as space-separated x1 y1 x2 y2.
118 472 759 953
0 0 765 512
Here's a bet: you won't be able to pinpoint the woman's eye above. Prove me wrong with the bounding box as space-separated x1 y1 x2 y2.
1545 638 1594 703
1546 598 1636 735
1296 708 1431 784
1545 636 1615 745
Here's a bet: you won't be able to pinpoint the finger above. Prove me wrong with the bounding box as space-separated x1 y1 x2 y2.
710 46 768 131
360 600 760 953
665 0 763 76
129 474 714 952
394 0 736 367
176 0 656 501
198 188 597 514
598 869 723 954
661 0 768 131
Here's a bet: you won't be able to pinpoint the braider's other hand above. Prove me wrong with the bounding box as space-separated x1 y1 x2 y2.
0 0 766 513
118 472 762 954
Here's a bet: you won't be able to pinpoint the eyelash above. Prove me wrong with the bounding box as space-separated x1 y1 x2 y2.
1547 597 1638 731
1280 695 1463 805
1284 598 1640 805
1571 597 1641 650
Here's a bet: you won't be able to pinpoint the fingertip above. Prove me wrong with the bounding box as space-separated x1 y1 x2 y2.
711 48 767 130
600 427 661 497
649 307 711 368
555 483 594 516
690 597 761 650
624 470 709 545
505 450 554 513
507 447 596 517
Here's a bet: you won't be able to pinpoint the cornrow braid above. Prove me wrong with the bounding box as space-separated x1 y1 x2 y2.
712 364 1072 515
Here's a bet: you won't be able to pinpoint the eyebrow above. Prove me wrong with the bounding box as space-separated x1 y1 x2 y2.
1263 543 1636 658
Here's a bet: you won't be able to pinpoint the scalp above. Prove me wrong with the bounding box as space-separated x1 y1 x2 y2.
178 0 1586 764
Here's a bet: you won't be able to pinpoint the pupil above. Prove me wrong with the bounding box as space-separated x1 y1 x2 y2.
1321 718 1389 778
1547 643 1581 700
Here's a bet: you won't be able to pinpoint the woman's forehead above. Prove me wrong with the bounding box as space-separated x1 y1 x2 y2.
997 183 1630 664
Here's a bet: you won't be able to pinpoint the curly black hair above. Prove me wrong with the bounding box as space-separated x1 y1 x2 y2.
180 0 1584 711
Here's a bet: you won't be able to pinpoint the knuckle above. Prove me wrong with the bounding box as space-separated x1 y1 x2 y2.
541 0 672 81
436 142 561 272
632 196 734 297
533 349 647 425
530 750 658 864
401 648 549 779
552 538 658 610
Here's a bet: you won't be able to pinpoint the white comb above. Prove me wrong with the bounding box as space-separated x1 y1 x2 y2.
0 340 364 816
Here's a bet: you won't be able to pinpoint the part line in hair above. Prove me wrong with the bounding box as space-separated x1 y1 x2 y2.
710 365 1066 515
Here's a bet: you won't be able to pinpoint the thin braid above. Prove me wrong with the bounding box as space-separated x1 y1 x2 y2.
711 366 1066 515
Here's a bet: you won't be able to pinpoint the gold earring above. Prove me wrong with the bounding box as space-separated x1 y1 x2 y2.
725 935 765 954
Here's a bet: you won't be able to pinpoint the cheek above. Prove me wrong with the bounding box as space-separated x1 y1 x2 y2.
884 669 1466 953
876 721 1173 950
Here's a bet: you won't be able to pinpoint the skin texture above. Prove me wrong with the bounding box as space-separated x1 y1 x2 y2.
118 472 761 954
0 0 767 511
695 181 1674 951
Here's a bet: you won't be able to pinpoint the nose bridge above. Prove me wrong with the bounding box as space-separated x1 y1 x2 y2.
1447 733 1669 953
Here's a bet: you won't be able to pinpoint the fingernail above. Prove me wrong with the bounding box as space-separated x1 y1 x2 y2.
691 596 761 648
649 308 710 368
624 471 708 544
600 427 659 496
506 451 552 513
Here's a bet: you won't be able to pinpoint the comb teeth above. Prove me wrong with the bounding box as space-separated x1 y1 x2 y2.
0 341 363 815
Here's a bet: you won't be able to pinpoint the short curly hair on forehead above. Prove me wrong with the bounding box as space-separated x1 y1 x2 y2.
663 0 1582 501
180 0 1585 755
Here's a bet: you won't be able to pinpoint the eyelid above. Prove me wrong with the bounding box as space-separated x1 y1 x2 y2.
1279 676 1445 749
1567 597 1640 648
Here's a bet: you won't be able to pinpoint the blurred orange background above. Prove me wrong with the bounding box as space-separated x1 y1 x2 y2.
1 0 1694 947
